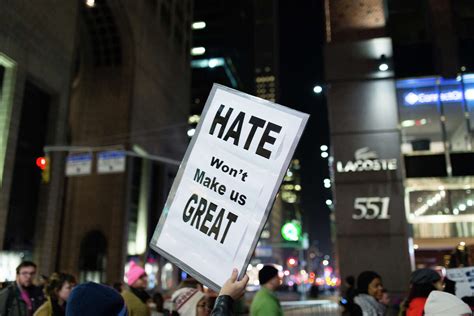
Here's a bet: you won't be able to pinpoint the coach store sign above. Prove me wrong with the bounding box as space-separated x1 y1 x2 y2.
336 147 397 173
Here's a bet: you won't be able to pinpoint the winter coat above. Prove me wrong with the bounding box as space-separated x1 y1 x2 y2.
0 282 44 316
250 287 283 316
407 297 427 316
211 295 233 316
33 298 65 316
354 293 386 316
122 289 151 316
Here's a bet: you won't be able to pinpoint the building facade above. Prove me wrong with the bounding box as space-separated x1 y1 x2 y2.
0 0 191 286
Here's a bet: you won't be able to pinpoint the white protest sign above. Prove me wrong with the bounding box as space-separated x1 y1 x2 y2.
97 150 126 174
446 267 474 298
150 84 309 291
65 153 92 176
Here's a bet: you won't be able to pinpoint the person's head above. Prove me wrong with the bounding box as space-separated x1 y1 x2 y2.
66 282 128 316
407 268 443 304
357 271 383 300
346 275 355 287
179 277 204 292
16 261 37 288
258 265 281 291
172 287 208 316
44 272 76 303
424 291 472 316
126 262 147 290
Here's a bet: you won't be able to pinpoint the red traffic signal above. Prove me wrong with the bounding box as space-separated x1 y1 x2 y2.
36 157 47 170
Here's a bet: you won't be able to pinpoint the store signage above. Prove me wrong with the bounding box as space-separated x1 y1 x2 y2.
336 147 397 173
403 89 474 106
150 84 309 291
353 197 390 220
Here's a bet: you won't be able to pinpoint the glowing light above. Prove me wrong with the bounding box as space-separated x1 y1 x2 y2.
187 128 195 137
192 21 206 30
379 63 389 72
453 208 459 215
284 270 290 276
256 264 263 270
414 244 419 250
321 152 329 158
313 85 323 94
191 47 205 56
326 199 333 206
322 260 329 266
459 204 467 211
460 241 466 246
208 59 219 68
403 89 474 106
86 0 95 7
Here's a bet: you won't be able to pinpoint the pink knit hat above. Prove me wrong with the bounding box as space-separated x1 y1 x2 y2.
126 262 146 286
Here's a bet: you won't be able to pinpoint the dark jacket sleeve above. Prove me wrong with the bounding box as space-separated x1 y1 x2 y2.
211 295 234 316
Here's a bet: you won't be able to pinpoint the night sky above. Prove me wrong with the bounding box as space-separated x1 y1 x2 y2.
278 0 331 256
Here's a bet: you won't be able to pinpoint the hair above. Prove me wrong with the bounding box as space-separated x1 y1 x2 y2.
44 273 76 300
406 283 437 306
16 261 37 274
153 292 164 312
346 276 355 287
357 271 381 294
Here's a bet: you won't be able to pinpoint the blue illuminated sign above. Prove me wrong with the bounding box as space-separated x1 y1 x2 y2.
403 89 474 106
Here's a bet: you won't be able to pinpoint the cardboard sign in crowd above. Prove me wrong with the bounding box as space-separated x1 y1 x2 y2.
150 84 309 291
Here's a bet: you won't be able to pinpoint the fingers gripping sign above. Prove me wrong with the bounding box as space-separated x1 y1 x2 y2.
219 268 249 301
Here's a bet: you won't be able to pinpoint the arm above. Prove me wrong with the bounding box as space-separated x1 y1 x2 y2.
211 269 249 316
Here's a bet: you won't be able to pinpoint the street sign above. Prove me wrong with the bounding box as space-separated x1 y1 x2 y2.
65 153 92 176
150 84 309 291
97 150 126 174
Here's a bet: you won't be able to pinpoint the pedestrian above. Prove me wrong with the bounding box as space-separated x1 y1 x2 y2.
249 265 283 316
354 271 386 316
401 268 444 316
122 262 151 316
170 286 210 316
65 282 128 315
34 273 76 316
0 261 45 316
211 268 249 316
423 290 472 316
151 292 164 316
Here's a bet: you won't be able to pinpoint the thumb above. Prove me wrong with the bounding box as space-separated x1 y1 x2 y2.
230 268 238 282
238 273 249 286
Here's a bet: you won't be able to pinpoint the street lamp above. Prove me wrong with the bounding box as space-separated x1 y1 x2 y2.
313 85 323 94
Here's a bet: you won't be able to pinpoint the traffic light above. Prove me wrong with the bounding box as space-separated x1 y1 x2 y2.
287 257 297 267
36 156 50 183
281 220 302 241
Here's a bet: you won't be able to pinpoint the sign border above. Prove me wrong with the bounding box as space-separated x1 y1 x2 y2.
149 83 309 291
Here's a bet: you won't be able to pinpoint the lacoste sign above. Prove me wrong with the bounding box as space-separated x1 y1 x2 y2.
336 147 397 173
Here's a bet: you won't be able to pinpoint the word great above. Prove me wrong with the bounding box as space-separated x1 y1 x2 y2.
209 104 282 159
183 193 238 244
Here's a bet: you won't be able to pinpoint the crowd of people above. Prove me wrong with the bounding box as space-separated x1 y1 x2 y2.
0 260 286 316
341 268 473 316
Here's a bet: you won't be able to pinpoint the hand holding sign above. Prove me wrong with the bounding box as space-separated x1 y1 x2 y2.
219 268 249 300
150 84 308 291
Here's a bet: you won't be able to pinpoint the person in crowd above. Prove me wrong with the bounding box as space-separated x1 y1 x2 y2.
444 277 456 295
178 277 204 292
402 268 444 316
354 271 386 316
113 282 124 293
0 261 45 316
250 265 283 316
34 273 76 316
122 262 151 316
66 282 128 316
171 286 209 316
344 276 357 302
424 290 472 316
211 268 249 316
151 292 164 316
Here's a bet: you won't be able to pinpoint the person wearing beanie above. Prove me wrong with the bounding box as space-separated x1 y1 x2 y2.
403 268 444 316
171 287 208 316
65 282 128 316
354 271 386 316
250 265 283 316
122 262 151 316
424 291 472 316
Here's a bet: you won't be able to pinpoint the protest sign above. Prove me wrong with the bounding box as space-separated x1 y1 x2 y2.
446 267 474 298
150 84 309 291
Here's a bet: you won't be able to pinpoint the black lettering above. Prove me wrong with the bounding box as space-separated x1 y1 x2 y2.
209 104 233 138
256 122 282 159
228 167 238 177
230 190 239 202
223 111 244 145
220 212 238 244
244 116 265 150
210 156 224 168
218 185 226 195
208 209 224 240
238 194 247 206
190 197 207 229
194 168 205 184
183 194 199 222
200 202 217 235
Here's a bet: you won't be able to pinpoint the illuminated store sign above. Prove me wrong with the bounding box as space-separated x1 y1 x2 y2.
336 147 397 173
403 89 474 106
